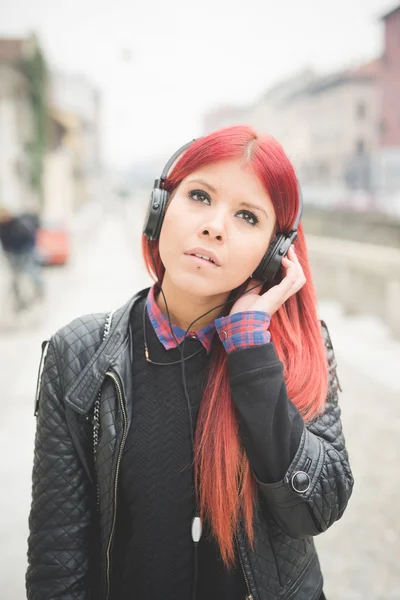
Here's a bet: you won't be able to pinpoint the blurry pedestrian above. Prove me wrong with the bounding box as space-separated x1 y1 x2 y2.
0 206 44 312
26 126 353 600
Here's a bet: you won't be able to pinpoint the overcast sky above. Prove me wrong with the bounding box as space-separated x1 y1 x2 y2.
0 0 396 167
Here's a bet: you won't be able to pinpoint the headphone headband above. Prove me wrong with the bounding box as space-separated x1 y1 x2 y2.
159 140 196 183
291 184 303 232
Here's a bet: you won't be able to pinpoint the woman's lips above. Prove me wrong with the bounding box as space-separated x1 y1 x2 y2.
184 247 221 266
184 254 219 268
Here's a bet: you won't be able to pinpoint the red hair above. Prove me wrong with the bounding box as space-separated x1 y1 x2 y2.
142 125 328 566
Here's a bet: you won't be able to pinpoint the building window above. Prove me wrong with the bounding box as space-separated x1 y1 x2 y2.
356 102 366 120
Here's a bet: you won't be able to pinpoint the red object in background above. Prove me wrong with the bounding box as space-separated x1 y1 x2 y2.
36 222 70 266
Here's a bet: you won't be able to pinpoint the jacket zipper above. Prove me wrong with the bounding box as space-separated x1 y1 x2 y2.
236 535 254 600
236 454 255 600
92 310 115 511
104 370 127 600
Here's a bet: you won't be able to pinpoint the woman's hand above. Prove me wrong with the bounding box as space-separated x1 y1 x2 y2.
229 246 306 317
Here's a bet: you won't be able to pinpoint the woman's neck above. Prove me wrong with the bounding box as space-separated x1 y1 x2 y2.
156 277 228 332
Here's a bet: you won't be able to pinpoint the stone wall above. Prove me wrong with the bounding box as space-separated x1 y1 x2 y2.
303 206 400 248
307 235 400 338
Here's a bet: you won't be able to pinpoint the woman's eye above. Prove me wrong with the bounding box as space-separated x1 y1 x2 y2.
237 210 258 226
188 190 210 204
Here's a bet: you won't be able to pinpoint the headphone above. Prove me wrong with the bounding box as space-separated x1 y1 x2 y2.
143 140 303 282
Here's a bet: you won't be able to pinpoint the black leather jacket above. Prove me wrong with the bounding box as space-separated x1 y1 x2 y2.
26 289 354 600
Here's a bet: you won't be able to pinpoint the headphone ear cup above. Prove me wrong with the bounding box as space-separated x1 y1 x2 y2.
252 238 278 282
143 188 169 241
143 139 197 240
153 189 168 240
253 235 289 282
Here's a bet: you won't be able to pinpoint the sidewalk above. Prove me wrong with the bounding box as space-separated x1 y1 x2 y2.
315 357 400 599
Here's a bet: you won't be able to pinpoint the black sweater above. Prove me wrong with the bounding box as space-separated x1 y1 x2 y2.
111 297 304 599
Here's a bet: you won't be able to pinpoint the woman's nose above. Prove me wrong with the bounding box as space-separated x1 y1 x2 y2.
198 212 226 242
199 223 225 242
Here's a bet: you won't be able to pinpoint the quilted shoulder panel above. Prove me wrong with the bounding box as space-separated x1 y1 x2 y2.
53 313 107 392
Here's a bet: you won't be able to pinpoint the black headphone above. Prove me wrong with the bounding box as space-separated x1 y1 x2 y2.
143 140 303 282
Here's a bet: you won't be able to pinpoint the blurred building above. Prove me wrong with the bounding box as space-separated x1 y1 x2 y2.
290 64 380 192
45 71 102 220
374 5 400 197
0 37 37 212
203 4 400 207
380 5 400 147
0 34 102 222
248 67 380 191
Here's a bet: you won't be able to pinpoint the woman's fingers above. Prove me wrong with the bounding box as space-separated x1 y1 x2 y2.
280 251 306 294
287 246 297 261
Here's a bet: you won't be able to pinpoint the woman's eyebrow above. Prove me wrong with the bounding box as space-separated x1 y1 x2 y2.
186 178 217 193
239 201 269 219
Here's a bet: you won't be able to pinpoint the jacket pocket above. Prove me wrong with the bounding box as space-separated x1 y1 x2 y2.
282 550 322 600
267 517 311 590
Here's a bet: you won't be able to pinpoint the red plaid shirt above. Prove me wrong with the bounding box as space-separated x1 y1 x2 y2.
146 286 271 354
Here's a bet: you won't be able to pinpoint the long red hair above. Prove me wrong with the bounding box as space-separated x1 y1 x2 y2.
141 125 328 566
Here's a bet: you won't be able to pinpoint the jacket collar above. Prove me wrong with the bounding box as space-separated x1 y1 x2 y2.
64 287 150 415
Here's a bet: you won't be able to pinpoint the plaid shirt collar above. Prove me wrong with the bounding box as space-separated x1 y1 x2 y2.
146 285 215 352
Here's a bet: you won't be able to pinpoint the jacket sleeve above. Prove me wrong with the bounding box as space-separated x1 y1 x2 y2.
228 321 354 539
26 334 92 600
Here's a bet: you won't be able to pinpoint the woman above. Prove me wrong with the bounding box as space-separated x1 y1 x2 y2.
26 126 353 600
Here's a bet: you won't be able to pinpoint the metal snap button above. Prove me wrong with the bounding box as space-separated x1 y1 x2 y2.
290 471 310 494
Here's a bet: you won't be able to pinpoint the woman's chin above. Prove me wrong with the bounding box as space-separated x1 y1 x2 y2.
168 269 230 298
